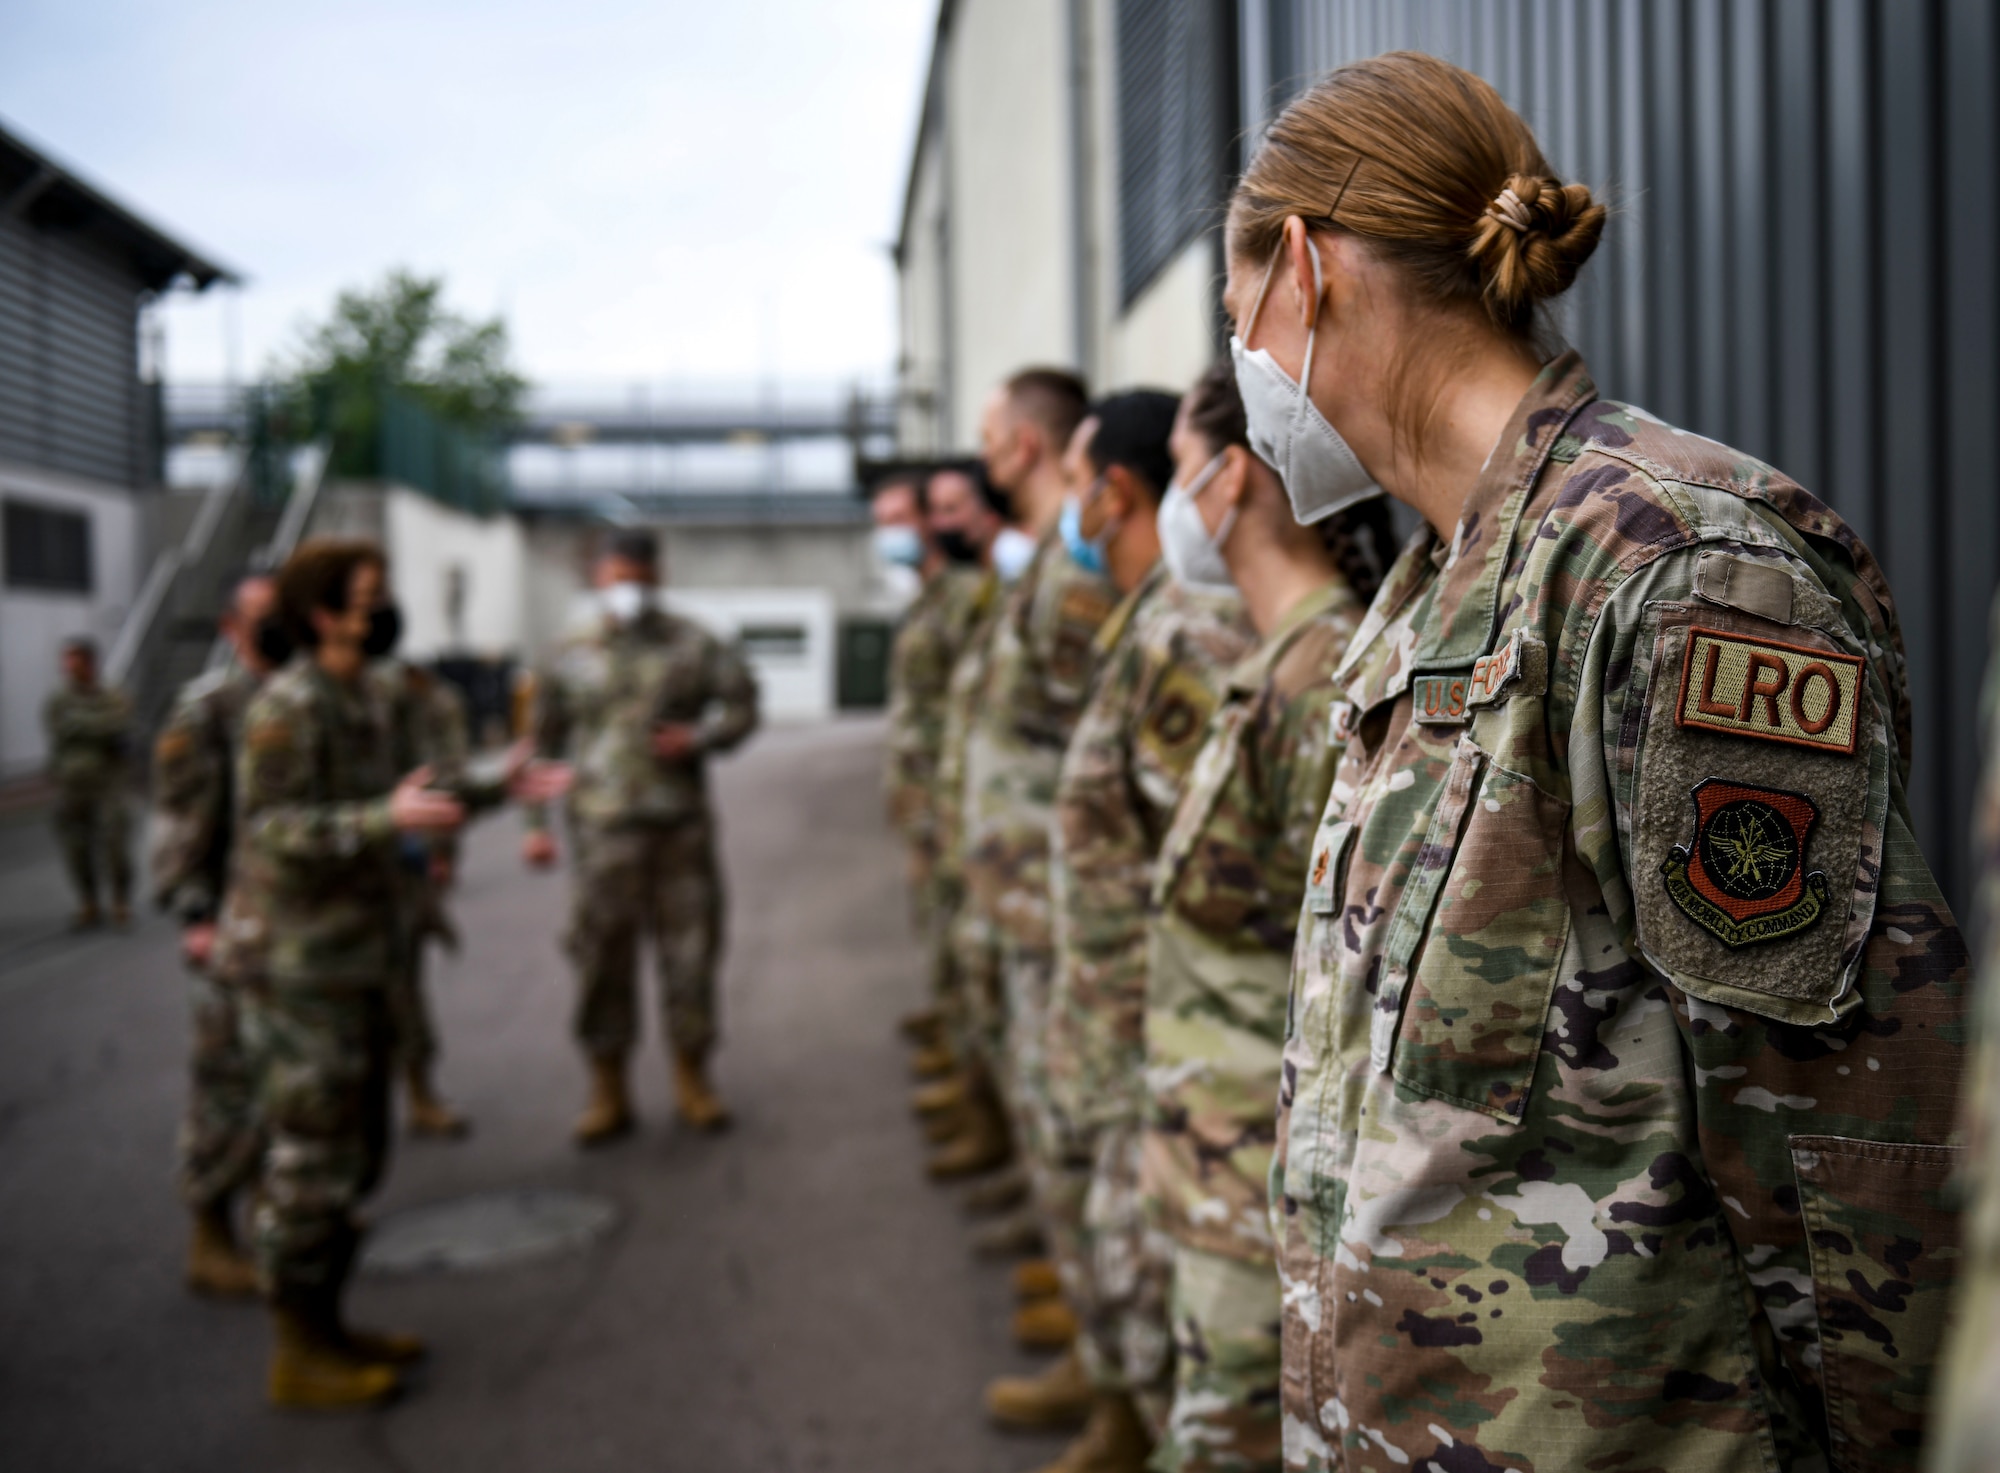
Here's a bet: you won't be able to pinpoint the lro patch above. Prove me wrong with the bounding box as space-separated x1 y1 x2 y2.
1675 626 1863 754
1661 778 1830 948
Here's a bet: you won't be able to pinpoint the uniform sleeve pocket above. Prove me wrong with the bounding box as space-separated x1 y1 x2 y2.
1389 754 1572 1123
1790 1135 1963 1472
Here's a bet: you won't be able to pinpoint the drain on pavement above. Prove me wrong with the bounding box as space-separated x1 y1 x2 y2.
362 1188 619 1275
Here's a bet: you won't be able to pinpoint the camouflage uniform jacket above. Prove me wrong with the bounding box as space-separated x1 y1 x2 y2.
933 571 1005 912
886 568 983 887
151 664 261 925
1931 598 2000 1473
43 683 132 794
1275 352 1966 1473
1045 562 1254 1131
213 658 409 989
961 532 1117 952
531 606 759 831
1142 578 1363 1264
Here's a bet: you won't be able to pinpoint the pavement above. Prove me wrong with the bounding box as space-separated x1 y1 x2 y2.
0 718 1074 1473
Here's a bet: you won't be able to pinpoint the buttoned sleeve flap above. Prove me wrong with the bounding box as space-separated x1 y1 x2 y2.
1386 723 1573 1124
1628 598 1885 1025
1789 1134 1963 1470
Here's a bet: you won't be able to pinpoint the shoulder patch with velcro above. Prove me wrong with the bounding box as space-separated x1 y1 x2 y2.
1675 626 1864 755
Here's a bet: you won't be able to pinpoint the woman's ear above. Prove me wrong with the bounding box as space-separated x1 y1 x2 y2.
1216 447 1254 510
1284 216 1321 328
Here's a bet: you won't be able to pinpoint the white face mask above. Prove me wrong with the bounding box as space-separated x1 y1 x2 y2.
601 581 651 624
991 526 1038 584
1229 240 1381 525
1158 451 1239 595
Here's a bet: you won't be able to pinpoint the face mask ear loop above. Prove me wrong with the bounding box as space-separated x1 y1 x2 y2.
1185 451 1227 499
1293 244 1324 444
1243 241 1284 347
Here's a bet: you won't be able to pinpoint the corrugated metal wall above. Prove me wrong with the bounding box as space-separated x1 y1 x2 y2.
1249 0 2000 912
0 209 146 491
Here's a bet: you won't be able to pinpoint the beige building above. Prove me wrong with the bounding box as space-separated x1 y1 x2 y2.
894 0 1239 452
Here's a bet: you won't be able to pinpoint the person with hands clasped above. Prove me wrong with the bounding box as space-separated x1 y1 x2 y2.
523 528 759 1145
1235 53 1967 1473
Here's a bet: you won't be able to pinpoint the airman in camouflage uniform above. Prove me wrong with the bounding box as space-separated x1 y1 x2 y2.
218 539 470 1407
151 571 282 1298
1040 386 1256 1464
1144 579 1360 1472
376 654 477 1136
527 530 759 1142
43 638 133 928
1275 351 1967 1472
1930 603 2000 1472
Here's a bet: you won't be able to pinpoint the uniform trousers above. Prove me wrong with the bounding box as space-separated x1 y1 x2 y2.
566 817 721 1059
178 969 264 1210
53 785 130 909
1154 1244 1282 1473
241 983 393 1299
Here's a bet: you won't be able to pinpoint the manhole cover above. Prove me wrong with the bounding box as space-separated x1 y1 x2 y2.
362 1189 619 1275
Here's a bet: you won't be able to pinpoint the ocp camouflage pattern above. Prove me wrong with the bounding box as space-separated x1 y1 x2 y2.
1275 352 1967 1473
885 566 984 928
1046 562 1253 1134
1143 578 1363 1473
152 664 261 925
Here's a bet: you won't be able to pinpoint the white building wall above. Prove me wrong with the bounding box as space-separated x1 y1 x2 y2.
942 0 1078 447
1104 237 1217 393
0 460 144 778
382 489 527 661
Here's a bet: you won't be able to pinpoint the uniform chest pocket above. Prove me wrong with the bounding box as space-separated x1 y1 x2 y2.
1377 740 1572 1123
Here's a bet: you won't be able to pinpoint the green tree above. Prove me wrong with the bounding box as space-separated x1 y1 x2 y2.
284 269 527 479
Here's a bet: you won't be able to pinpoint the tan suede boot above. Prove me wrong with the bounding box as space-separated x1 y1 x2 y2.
1011 1296 1079 1351
344 1324 428 1366
961 1166 1030 1217
1012 1258 1063 1301
1032 1393 1152 1473
971 1207 1046 1258
186 1201 259 1298
404 1064 471 1139
574 1054 634 1146
267 1302 401 1409
69 902 101 932
984 1347 1094 1430
910 1073 968 1117
908 1043 956 1080
672 1045 731 1132
922 1104 965 1144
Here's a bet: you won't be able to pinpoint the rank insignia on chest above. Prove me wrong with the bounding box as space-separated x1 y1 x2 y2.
1674 626 1864 754
1661 778 1830 948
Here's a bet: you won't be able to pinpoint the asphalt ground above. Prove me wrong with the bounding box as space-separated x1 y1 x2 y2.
0 717 1072 1473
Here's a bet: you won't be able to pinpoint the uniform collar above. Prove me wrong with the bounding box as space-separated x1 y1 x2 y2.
1410 348 1597 670
1228 577 1352 695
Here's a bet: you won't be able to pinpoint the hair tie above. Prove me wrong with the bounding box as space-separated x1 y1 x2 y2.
1486 186 1534 234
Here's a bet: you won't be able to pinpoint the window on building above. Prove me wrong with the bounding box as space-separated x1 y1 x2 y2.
739 624 808 660
1117 0 1238 308
3 499 94 594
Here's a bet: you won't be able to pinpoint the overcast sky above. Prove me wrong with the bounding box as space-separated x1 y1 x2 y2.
0 0 935 391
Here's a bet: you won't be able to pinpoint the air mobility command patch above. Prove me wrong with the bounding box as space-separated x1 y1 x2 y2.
1662 778 1829 948
1675 626 1864 754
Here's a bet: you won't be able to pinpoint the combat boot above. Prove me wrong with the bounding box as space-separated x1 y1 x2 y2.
108 900 132 929
672 1045 731 1132
574 1054 634 1146
898 1007 943 1046
985 1347 1094 1430
909 1042 956 1080
343 1324 428 1366
185 1201 259 1298
910 1073 968 1118
267 1300 402 1409
1011 1295 1079 1351
922 1103 964 1144
69 901 101 932
1012 1258 1063 1301
971 1207 1046 1259
1031 1392 1151 1473
404 1065 471 1139
926 1096 1011 1180
962 1166 1029 1217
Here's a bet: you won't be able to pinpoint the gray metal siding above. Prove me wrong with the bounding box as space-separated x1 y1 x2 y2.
0 208 145 490
1254 0 2000 910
